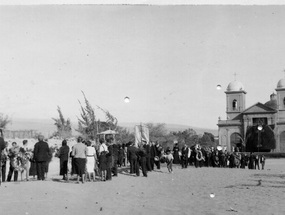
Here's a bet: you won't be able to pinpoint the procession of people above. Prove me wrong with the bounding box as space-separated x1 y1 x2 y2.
0 133 267 185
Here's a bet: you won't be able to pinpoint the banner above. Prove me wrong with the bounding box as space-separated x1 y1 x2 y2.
134 124 149 147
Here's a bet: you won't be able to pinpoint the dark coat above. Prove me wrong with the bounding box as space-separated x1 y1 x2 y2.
112 144 119 159
137 147 147 160
154 144 162 157
181 146 189 160
143 144 151 157
59 145 70 161
0 137 5 160
127 145 138 160
34 141 50 162
150 144 156 158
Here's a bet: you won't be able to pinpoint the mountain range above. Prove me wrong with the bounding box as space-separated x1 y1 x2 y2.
6 118 218 136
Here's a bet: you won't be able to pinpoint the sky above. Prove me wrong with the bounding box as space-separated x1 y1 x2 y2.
1 4 285 130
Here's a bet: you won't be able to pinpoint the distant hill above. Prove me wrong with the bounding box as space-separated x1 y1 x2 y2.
6 118 218 137
7 118 57 136
118 122 218 136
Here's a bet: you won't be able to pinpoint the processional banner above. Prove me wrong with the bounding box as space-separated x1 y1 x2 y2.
134 124 149 147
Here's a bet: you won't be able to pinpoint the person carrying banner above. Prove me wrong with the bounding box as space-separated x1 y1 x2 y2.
127 142 139 176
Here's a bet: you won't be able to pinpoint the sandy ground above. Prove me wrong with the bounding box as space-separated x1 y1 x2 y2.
0 158 285 215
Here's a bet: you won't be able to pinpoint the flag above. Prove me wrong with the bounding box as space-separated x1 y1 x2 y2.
134 124 149 147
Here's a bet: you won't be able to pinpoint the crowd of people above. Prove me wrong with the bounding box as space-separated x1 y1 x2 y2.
0 132 267 185
0 134 53 184
171 142 266 170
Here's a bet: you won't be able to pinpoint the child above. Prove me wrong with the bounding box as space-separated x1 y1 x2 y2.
260 155 266 170
165 148 174 173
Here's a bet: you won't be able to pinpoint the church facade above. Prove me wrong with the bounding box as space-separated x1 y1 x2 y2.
217 78 285 152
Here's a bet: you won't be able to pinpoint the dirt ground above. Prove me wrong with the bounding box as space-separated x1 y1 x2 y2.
0 158 285 215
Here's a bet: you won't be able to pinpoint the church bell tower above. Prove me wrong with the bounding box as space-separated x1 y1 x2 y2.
225 80 246 120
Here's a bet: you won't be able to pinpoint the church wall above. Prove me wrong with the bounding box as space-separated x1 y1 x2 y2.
219 126 241 152
276 88 285 152
276 124 285 152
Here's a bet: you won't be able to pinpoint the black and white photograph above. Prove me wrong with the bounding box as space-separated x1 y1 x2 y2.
0 1 285 215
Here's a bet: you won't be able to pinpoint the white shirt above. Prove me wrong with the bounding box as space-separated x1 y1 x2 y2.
99 143 108 154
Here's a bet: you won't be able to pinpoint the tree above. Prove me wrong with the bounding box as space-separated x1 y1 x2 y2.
199 132 216 147
116 126 135 144
77 91 98 140
144 122 176 149
97 106 118 131
0 113 11 129
172 128 197 147
52 106 72 139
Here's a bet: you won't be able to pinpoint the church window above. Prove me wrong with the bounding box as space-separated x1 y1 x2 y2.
232 99 237 110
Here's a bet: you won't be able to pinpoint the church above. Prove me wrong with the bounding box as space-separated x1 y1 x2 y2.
217 77 285 153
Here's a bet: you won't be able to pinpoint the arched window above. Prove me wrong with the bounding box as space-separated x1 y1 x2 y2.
232 99 238 110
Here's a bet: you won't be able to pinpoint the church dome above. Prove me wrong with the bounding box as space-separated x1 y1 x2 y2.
277 78 285 89
264 92 277 110
226 81 245 91
264 99 277 110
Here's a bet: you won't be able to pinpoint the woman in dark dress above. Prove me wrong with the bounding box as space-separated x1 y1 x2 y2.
98 139 108 181
29 155 37 179
58 140 70 181
172 143 180 164
106 139 113 181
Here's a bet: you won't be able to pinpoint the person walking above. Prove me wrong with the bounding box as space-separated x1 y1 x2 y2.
181 144 190 169
117 144 124 167
165 148 174 173
127 142 139 176
154 141 162 170
72 136 87 184
7 142 20 182
44 139 53 180
58 139 70 181
137 145 147 177
34 135 51 181
19 140 33 181
85 140 96 182
149 142 156 171
112 141 119 177
172 142 180 164
143 142 152 172
254 154 260 170
260 155 266 170
98 138 108 181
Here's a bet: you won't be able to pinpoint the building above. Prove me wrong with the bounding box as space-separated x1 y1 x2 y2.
217 78 285 152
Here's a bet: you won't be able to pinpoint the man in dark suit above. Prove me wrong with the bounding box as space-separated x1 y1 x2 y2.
137 145 147 177
181 144 190 169
143 142 152 172
127 142 139 176
106 138 114 181
149 142 156 171
112 142 119 177
154 141 162 170
34 135 50 180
